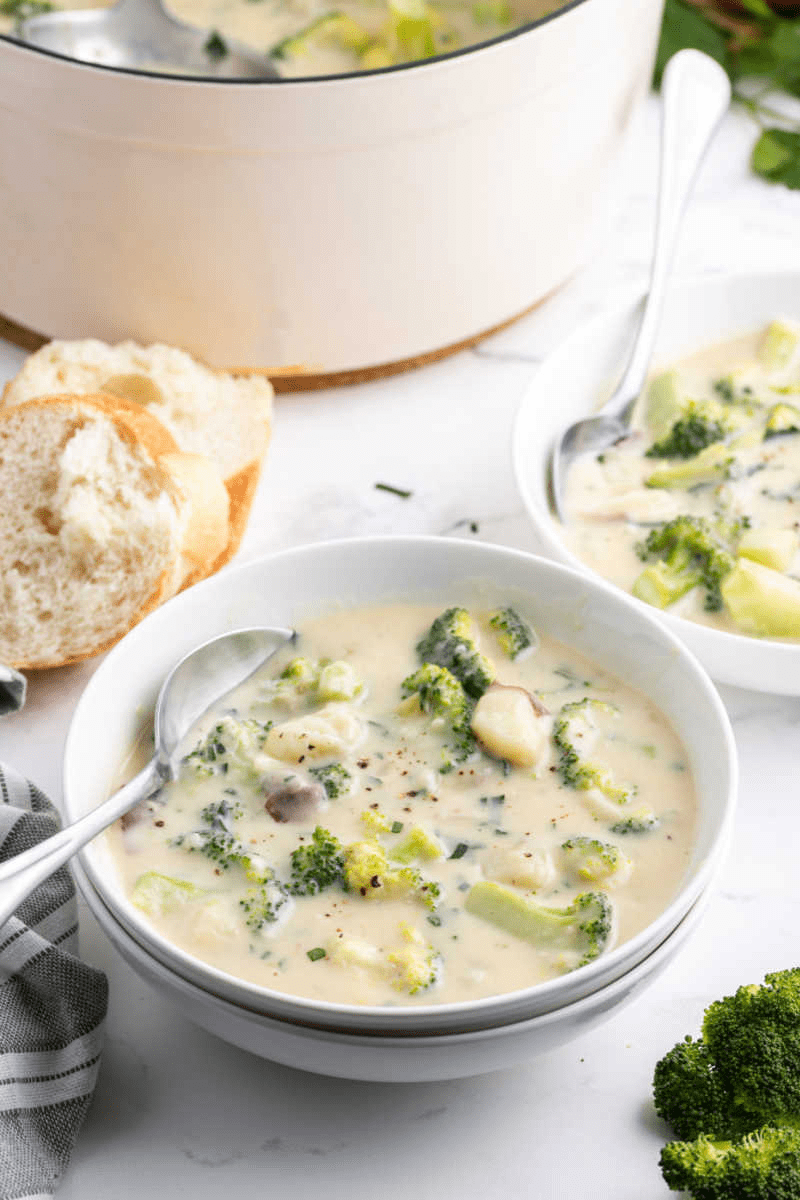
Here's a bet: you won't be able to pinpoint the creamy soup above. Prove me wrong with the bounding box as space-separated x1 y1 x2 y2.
563 320 800 641
108 602 696 1008
3 0 562 77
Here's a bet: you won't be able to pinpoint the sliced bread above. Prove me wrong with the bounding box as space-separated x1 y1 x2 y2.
0 394 230 669
2 339 273 572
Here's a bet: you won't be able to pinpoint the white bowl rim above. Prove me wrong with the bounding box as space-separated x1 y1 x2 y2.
72 854 710 1047
64 534 737 1027
512 269 800 678
0 0 589 87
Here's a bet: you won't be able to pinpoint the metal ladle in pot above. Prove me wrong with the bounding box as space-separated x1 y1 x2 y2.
0 625 296 929
16 0 281 78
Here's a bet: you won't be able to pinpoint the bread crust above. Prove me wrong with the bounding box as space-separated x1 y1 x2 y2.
2 344 272 583
207 378 271 574
209 427 271 574
0 394 230 669
164 451 231 588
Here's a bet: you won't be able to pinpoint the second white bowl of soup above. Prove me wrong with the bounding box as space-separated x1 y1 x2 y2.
514 271 800 695
64 537 735 1035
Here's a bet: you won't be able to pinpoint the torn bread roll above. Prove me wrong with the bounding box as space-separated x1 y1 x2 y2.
2 339 273 571
0 394 230 669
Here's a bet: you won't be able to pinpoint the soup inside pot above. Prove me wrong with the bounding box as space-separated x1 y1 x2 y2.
3 0 565 76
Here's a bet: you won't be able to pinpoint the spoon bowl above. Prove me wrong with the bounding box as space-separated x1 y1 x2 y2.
16 0 281 77
547 410 634 516
0 625 295 928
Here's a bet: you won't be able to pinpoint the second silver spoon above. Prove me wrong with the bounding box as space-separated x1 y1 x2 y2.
549 49 732 521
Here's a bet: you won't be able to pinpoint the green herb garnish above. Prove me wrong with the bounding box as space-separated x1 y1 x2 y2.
307 946 327 961
204 29 228 58
374 482 413 498
655 0 800 190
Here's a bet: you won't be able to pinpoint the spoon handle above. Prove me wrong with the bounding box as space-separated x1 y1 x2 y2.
0 758 162 929
600 49 731 418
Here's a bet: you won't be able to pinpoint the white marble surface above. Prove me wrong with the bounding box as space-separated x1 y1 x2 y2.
4 93 800 1198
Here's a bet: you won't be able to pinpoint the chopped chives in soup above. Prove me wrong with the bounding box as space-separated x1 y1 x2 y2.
108 602 696 1007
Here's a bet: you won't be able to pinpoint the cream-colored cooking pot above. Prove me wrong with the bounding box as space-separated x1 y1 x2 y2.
0 0 663 374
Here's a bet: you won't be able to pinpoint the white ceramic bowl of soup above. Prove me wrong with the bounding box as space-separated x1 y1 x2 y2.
63 536 736 1037
72 856 710 1081
514 271 800 696
0 0 663 376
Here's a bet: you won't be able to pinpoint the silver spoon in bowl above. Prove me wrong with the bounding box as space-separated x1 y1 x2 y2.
0 625 296 928
548 49 732 522
15 0 281 78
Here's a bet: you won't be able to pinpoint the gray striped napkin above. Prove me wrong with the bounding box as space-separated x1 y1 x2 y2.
0 669 25 718
0 762 108 1200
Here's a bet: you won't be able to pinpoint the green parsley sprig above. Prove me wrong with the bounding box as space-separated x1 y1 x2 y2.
656 0 800 188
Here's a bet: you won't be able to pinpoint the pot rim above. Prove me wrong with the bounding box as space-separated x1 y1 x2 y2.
0 0 589 85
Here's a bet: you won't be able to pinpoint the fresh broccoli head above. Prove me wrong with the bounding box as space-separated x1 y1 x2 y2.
634 515 742 613
701 969 800 1129
287 826 345 896
415 607 494 699
645 404 727 460
654 969 800 1133
488 607 536 660
560 836 632 886
401 662 476 768
308 762 355 800
660 1127 800 1200
343 841 440 911
653 1036 741 1142
465 881 613 969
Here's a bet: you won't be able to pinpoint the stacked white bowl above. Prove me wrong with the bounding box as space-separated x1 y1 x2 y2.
64 538 736 1081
